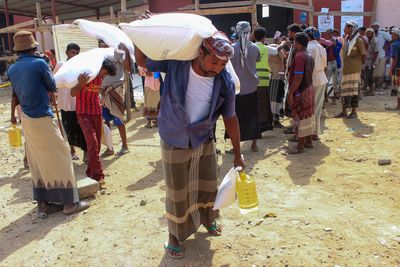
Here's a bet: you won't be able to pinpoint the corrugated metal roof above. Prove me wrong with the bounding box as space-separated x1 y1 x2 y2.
0 0 148 21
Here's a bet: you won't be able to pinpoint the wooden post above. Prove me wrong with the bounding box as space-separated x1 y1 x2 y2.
124 71 131 122
371 0 378 24
110 6 115 19
195 0 200 10
3 0 12 54
121 0 127 12
2 37 5 55
51 0 56 24
36 3 46 52
96 8 100 20
308 0 314 26
251 0 257 27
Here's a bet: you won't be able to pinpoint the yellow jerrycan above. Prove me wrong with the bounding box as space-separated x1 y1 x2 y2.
236 169 259 214
8 124 22 148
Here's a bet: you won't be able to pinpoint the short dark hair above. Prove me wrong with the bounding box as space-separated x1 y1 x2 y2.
102 58 117 76
287 24 302 33
66 43 80 52
300 24 309 31
254 27 266 41
295 32 309 47
15 47 36 55
358 27 366 32
332 29 339 34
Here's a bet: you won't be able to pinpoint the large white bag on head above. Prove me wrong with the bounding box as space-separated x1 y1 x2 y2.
213 167 239 210
54 47 114 89
119 13 217 61
73 19 135 61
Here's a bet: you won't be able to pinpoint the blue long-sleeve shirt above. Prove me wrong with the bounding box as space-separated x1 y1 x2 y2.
334 40 342 69
8 54 56 118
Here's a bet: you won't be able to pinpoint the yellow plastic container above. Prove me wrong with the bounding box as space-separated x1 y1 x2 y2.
8 124 22 148
236 170 259 214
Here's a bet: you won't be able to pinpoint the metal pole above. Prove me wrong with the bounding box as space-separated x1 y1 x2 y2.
4 0 12 54
51 0 56 24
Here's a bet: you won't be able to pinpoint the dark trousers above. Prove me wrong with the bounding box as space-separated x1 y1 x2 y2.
77 114 104 181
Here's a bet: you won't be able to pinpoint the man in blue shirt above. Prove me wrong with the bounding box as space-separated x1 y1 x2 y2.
9 31 88 218
389 28 400 109
135 28 244 259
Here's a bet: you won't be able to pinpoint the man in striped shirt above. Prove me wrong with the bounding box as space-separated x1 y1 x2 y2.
71 59 116 187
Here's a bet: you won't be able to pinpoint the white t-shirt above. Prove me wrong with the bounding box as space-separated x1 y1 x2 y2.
185 65 214 124
54 61 76 111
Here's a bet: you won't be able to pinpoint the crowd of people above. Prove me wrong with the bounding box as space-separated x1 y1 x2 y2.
6 10 400 259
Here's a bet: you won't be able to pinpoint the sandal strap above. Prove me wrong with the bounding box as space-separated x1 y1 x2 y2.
205 221 218 231
165 245 181 253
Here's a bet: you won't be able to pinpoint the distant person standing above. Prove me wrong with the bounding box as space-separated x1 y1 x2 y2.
230 21 261 152
388 28 400 110
286 32 315 154
53 43 87 162
363 28 379 96
304 26 327 141
9 31 89 217
253 26 273 132
371 22 392 91
336 21 366 119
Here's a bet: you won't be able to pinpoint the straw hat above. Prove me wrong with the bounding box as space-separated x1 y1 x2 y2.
13 31 39 52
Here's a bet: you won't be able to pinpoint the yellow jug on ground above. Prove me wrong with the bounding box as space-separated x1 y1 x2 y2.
236 170 259 214
8 124 22 148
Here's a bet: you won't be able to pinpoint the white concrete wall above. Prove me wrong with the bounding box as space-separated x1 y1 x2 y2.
376 0 400 27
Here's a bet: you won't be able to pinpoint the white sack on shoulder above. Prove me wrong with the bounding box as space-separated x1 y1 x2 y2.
119 13 217 61
74 19 135 61
54 47 114 89
213 167 240 210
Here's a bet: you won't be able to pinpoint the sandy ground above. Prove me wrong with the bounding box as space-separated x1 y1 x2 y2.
0 85 399 267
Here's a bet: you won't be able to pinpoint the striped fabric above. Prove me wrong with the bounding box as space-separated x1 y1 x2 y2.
394 69 400 93
269 79 285 120
161 140 219 242
76 76 103 115
291 86 315 138
341 73 360 97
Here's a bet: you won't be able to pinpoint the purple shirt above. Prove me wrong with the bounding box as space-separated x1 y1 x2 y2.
146 59 236 149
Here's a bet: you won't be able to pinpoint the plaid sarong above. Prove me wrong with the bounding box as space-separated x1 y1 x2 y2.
291 86 315 138
341 73 360 97
161 140 219 242
269 79 285 120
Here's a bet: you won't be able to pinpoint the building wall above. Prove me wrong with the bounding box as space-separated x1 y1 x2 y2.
148 0 191 13
376 0 400 27
293 0 374 32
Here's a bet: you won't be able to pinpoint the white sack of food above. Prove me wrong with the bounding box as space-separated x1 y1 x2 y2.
73 19 135 61
54 48 114 89
213 167 240 210
101 124 113 150
119 13 217 61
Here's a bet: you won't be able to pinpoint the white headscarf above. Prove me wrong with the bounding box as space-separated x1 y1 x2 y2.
235 21 251 68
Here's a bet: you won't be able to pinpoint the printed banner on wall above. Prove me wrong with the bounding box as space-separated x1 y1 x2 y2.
318 15 335 32
341 0 364 35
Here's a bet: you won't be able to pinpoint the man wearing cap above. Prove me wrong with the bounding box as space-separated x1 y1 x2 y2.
388 28 400 109
304 26 327 141
135 29 244 258
8 31 89 218
364 28 379 96
335 21 366 119
371 22 392 90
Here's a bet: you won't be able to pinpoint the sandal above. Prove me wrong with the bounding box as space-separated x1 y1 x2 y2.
37 202 63 219
100 149 114 158
345 113 358 119
63 201 90 215
164 242 184 259
204 221 222 236
116 147 129 157
145 121 152 128
71 154 80 161
286 148 305 154
287 135 298 142
334 113 347 118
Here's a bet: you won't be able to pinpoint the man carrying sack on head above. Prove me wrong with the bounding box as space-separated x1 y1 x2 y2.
8 31 89 218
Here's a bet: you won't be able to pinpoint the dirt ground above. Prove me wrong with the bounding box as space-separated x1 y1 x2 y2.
0 85 399 267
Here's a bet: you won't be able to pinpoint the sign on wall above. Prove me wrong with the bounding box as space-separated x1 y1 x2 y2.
52 24 98 62
318 15 335 32
341 0 364 35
